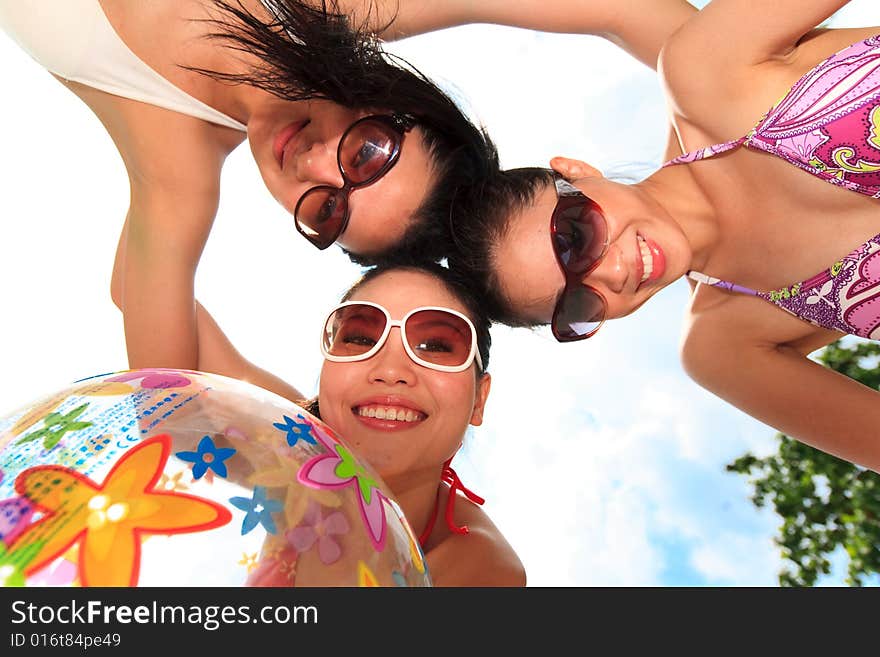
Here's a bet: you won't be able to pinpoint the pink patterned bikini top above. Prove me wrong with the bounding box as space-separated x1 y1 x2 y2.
664 35 880 340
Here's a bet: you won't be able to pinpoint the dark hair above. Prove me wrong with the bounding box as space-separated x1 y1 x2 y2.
300 396 322 420
194 1 500 260
299 257 492 419
447 167 554 326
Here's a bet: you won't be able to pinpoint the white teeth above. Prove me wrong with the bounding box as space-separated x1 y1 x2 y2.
637 235 653 283
356 406 423 422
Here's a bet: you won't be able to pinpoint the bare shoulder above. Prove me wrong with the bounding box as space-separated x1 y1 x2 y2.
681 286 838 383
425 493 526 587
659 25 783 138
662 25 880 141
58 78 242 187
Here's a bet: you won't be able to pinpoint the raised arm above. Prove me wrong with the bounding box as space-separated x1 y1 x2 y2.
682 299 880 473
670 0 853 65
118 186 212 372
335 0 698 69
112 220 304 404
106 107 304 403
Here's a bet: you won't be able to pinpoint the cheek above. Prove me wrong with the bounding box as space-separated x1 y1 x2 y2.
338 202 408 256
426 376 476 426
317 364 354 427
334 217 372 254
248 152 278 200
278 182 308 216
602 294 634 320
603 286 653 320
251 165 298 213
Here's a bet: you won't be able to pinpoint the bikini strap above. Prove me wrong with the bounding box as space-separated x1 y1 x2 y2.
663 136 747 167
687 270 761 296
418 457 485 548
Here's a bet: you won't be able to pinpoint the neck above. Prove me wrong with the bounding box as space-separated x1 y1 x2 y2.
183 0 287 124
381 467 445 543
637 163 719 274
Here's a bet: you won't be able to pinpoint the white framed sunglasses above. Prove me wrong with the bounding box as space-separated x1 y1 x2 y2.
320 301 483 373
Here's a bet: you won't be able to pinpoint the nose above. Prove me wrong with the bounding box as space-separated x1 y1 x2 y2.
293 140 344 187
583 243 627 294
367 327 416 386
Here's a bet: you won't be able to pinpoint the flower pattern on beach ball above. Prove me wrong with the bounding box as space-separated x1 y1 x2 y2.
0 368 431 587
0 496 35 545
286 502 350 565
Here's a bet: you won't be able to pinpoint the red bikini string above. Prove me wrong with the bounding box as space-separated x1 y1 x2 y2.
418 457 485 548
441 457 485 535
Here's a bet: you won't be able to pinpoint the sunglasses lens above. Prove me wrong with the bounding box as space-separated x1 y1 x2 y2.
339 121 398 184
552 286 605 341
553 200 608 273
405 309 475 369
323 304 387 357
296 188 349 249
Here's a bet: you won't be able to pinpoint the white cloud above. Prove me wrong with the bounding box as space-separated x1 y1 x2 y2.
455 369 782 585
690 532 780 584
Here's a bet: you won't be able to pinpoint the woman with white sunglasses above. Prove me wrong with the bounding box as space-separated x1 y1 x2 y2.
197 258 525 586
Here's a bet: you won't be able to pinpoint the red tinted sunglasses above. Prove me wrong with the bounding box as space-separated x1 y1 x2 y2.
550 173 609 342
294 113 416 250
321 301 482 373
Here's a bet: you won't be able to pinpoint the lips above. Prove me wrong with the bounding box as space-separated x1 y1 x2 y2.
636 234 666 290
272 120 309 170
351 395 427 432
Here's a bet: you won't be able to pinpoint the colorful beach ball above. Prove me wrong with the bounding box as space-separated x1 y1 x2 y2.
0 369 430 587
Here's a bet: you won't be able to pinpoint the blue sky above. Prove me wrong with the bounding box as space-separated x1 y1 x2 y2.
1 2 878 586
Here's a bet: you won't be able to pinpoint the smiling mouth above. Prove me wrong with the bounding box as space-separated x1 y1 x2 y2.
352 405 426 423
636 234 666 289
273 120 309 170
637 235 653 283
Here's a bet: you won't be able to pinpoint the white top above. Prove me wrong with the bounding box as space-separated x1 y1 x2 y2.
0 0 247 131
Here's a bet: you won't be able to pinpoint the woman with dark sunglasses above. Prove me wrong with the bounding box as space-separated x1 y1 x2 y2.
172 257 525 586
426 1 880 472
0 0 497 387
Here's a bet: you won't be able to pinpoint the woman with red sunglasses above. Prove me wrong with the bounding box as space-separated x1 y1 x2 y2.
0 0 497 390
419 1 880 472
182 257 525 586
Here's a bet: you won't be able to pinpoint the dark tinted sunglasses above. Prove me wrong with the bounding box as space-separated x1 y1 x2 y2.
294 113 416 250
550 173 609 342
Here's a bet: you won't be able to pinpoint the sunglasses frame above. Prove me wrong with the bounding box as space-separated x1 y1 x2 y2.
550 173 610 342
320 301 483 373
294 113 416 250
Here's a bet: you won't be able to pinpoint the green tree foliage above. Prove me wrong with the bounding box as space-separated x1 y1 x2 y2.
727 340 880 586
